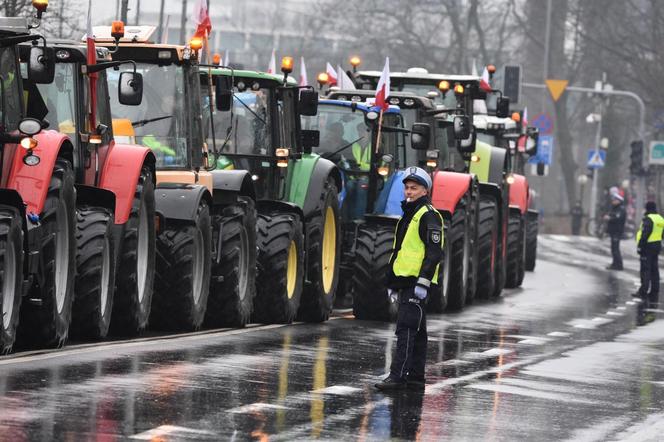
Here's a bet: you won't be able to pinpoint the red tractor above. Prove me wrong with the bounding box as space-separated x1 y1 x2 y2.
0 5 78 351
18 38 157 340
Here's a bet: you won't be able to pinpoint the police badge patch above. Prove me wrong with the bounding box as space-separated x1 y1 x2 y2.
430 230 441 244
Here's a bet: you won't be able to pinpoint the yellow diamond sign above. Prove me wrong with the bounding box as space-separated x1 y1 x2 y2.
545 79 569 102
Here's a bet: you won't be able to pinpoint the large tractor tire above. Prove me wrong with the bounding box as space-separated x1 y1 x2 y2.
152 201 212 331
441 204 470 311
70 207 116 340
206 197 257 328
475 195 499 300
0 206 23 354
525 215 538 271
253 213 304 324
352 223 397 322
298 178 341 323
465 185 480 305
493 202 508 298
504 213 525 289
110 167 156 336
18 159 76 348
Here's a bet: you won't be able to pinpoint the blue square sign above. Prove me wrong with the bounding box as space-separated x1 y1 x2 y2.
528 135 553 165
587 149 606 169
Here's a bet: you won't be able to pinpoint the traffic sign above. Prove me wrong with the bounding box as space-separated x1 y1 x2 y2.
528 135 553 166
649 140 664 165
587 149 606 169
532 113 554 135
545 79 569 102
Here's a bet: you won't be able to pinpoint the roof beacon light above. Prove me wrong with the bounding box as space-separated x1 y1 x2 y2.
317 72 329 87
281 56 294 74
111 21 125 40
511 112 521 123
213 53 221 65
189 37 203 51
454 83 465 95
32 0 48 18
438 80 450 93
350 56 361 69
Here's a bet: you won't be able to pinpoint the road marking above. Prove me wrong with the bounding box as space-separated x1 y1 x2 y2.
547 331 571 337
311 385 362 395
228 403 288 414
130 425 216 440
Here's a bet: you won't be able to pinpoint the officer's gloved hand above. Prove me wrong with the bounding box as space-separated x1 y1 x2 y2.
414 285 428 300
387 289 397 303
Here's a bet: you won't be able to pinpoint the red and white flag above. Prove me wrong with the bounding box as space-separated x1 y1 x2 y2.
325 62 338 86
192 0 212 39
522 107 529 127
480 66 492 92
336 65 356 90
267 49 276 74
299 57 308 86
85 0 97 128
375 57 390 110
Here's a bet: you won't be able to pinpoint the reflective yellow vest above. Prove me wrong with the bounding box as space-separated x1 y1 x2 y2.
637 213 664 243
351 142 371 171
392 204 443 282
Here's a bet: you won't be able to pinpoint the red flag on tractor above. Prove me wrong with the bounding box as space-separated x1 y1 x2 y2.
375 57 390 110
193 0 212 39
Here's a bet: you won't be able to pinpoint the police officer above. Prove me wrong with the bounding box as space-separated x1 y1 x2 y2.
375 167 443 391
605 192 626 270
635 201 664 324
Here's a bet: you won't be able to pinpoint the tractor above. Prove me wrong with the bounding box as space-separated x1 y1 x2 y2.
0 3 79 351
18 39 157 339
327 88 479 311
93 24 260 331
201 63 342 324
301 98 434 320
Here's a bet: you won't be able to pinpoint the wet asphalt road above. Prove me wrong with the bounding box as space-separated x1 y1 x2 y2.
1 235 664 441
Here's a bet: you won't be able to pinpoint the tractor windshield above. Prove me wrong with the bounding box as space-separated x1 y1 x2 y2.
33 62 77 137
303 104 399 173
202 84 271 156
399 82 457 109
107 63 187 168
0 46 22 132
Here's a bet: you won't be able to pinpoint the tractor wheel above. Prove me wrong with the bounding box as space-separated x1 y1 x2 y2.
70 207 116 340
465 184 480 305
352 223 397 322
298 178 340 322
505 213 524 288
110 167 156 335
0 206 23 354
18 159 76 348
475 195 499 300
493 201 507 298
516 220 527 287
525 215 538 271
206 197 257 328
253 213 304 324
152 201 212 331
427 221 451 313
441 205 470 311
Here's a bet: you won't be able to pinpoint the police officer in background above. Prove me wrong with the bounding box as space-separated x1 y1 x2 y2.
605 192 626 270
375 167 443 391
634 201 664 324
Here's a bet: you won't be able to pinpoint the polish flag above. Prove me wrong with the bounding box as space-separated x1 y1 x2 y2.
522 107 529 127
336 65 356 90
480 66 492 92
299 57 308 86
85 0 97 128
192 0 212 39
326 62 338 86
375 57 390 111
267 49 276 74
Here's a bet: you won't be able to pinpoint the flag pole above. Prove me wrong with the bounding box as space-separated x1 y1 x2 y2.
375 108 384 154
204 29 217 167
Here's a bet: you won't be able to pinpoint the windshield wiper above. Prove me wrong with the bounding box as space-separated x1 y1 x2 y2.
234 94 266 125
131 115 173 128
321 136 364 159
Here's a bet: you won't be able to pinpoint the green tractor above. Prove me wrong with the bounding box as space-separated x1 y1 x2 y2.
201 61 342 324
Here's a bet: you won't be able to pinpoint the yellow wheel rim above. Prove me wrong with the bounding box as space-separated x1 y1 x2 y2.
322 206 337 294
286 240 297 299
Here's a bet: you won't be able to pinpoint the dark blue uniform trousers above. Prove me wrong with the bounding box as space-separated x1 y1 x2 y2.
639 244 661 308
390 289 427 380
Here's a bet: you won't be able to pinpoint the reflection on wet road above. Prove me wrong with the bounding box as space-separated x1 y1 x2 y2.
1 235 663 441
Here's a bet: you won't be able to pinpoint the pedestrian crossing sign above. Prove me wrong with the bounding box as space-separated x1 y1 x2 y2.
587 150 606 169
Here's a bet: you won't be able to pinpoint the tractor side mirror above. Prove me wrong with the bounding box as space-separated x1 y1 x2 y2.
118 72 143 106
299 89 318 116
457 123 477 153
453 115 471 140
525 126 539 156
301 129 319 154
215 76 233 111
410 123 430 150
496 96 510 118
28 45 55 84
